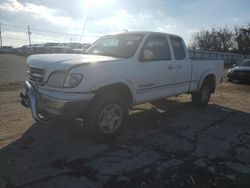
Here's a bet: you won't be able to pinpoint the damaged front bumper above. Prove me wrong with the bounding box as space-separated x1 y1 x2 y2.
20 81 92 123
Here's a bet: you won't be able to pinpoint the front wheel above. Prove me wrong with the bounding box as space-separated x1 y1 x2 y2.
85 94 128 140
191 80 211 107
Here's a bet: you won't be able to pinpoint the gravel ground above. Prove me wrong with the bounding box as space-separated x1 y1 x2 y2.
0 55 250 188
0 54 27 85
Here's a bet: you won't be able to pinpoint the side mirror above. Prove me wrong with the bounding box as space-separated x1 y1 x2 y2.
233 64 236 67
142 49 154 61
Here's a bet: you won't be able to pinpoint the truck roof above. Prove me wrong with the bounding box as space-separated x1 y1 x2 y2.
108 31 182 39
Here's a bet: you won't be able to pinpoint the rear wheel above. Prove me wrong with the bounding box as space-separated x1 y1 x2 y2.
85 94 128 140
191 80 211 107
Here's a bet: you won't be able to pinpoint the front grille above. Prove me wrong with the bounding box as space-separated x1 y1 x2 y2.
28 67 44 84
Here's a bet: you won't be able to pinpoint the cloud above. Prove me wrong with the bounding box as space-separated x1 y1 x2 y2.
233 17 239 22
87 9 178 35
157 25 177 32
0 0 190 45
187 29 199 33
0 0 78 27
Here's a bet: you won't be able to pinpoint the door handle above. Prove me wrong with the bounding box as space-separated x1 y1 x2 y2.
168 65 174 70
177 65 182 69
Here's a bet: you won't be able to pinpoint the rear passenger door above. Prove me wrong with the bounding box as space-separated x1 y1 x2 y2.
135 35 175 103
170 36 192 94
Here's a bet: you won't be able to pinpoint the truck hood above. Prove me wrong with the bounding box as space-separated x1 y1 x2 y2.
27 54 123 70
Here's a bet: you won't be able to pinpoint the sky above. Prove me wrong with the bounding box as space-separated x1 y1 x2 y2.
0 0 250 47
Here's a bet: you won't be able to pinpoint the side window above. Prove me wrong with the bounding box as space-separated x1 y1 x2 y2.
140 35 171 61
170 37 186 60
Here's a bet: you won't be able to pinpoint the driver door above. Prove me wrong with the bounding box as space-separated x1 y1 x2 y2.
135 35 175 103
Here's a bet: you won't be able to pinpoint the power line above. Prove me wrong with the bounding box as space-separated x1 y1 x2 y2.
79 19 88 43
0 23 26 30
31 27 81 36
0 23 81 36
0 0 247 45
1 22 101 38
0 0 180 36
2 0 242 34
2 36 27 42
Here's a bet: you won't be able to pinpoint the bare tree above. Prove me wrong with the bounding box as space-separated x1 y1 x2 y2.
217 28 234 51
189 30 213 50
189 27 234 52
234 24 250 54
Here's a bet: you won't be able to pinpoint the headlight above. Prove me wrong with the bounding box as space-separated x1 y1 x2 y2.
47 71 82 88
64 73 82 88
228 69 234 73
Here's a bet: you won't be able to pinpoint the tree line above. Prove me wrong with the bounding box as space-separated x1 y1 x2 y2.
189 24 250 55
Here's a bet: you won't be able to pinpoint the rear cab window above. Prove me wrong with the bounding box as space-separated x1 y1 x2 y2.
170 36 186 60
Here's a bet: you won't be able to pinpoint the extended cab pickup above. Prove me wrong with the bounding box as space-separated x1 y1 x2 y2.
21 32 224 138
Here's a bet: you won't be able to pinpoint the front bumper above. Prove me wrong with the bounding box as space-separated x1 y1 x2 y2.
20 81 91 122
227 72 250 81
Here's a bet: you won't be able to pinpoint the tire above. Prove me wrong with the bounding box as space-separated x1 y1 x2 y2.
191 80 211 107
85 94 129 140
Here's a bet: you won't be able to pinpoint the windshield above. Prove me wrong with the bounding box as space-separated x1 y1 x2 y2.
239 60 250 67
86 33 144 58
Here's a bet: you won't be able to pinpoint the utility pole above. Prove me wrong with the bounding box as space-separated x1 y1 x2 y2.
0 23 2 47
28 25 32 45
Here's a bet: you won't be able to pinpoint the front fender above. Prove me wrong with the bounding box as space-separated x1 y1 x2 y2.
95 78 136 105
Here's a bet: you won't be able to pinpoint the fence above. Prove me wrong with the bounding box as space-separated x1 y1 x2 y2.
188 49 244 67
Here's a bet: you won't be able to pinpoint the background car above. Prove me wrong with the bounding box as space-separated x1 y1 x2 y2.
0 46 13 54
227 59 250 82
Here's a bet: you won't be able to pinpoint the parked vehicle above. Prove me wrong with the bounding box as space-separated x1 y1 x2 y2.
71 43 91 54
20 32 224 139
34 43 59 54
15 44 41 55
26 44 41 54
227 59 250 82
45 43 71 53
0 46 13 54
45 43 91 54
14 45 27 54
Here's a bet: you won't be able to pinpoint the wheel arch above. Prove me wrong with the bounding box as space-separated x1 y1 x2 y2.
93 82 134 108
197 71 216 93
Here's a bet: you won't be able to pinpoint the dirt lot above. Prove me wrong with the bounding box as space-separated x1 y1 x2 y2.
0 54 27 85
0 55 250 188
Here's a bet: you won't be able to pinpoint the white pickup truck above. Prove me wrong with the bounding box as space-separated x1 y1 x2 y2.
21 32 224 139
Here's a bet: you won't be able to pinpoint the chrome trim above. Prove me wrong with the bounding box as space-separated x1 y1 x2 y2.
27 66 45 84
25 81 51 123
24 81 92 122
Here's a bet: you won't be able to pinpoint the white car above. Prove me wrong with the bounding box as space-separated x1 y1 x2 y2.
21 32 224 139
